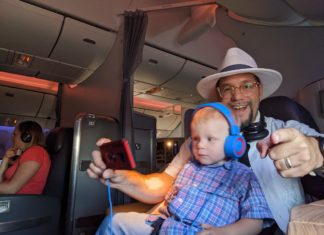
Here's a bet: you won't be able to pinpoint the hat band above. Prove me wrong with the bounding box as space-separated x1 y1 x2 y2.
220 64 253 73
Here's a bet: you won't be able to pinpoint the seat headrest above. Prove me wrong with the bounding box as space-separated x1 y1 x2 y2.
45 127 71 154
184 108 194 139
260 96 320 131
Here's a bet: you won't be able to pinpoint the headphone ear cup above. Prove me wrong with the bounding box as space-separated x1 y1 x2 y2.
242 113 269 142
224 136 246 159
243 128 269 142
21 132 32 143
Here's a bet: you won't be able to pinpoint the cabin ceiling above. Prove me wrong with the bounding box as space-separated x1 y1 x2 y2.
1 0 324 131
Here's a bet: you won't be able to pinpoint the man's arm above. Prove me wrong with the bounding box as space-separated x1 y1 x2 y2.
87 138 190 203
87 147 174 203
197 218 263 235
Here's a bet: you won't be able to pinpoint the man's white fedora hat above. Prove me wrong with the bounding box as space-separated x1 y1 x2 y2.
197 47 282 101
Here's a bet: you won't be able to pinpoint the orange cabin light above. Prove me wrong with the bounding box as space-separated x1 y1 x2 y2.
0 72 59 94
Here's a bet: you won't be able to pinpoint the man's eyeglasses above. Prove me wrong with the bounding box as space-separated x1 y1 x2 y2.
217 81 260 98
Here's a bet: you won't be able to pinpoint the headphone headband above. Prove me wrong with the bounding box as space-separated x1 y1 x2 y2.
194 103 240 135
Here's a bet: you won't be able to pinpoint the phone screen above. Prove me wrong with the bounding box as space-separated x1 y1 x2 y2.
100 139 136 170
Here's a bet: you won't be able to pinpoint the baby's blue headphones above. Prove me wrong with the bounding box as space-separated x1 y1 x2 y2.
193 102 246 159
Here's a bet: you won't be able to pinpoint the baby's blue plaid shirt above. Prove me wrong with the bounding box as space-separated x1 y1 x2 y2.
159 160 273 235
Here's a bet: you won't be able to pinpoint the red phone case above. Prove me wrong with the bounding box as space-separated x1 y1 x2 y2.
100 139 136 170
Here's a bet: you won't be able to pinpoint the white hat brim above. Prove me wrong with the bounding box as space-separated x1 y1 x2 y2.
197 68 282 101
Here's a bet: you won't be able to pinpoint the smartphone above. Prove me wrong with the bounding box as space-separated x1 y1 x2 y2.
100 139 136 170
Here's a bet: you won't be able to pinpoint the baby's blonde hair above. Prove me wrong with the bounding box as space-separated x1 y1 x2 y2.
191 107 229 130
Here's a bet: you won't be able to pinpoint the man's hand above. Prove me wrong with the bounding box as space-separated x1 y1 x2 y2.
257 128 324 177
87 138 135 188
87 138 115 185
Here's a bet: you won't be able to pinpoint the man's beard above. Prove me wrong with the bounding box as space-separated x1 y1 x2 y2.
241 108 254 129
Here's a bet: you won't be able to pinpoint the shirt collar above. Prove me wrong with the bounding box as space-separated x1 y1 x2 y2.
191 159 234 170
254 111 261 122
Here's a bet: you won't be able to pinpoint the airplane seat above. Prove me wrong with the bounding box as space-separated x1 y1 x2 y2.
0 127 73 235
184 108 194 139
0 129 74 235
66 113 123 235
43 127 74 232
259 95 320 131
44 127 73 199
259 95 324 201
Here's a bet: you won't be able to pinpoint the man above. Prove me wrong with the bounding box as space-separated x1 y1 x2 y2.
87 47 324 234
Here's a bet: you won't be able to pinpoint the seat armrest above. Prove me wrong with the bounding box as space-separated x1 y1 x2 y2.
0 195 60 235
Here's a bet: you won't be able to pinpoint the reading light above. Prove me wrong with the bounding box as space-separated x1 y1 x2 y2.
15 54 33 67
166 141 173 148
68 84 78 89
145 86 162 95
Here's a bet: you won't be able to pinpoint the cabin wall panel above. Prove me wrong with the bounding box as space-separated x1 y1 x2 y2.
37 94 57 119
297 81 324 132
60 31 124 127
133 112 157 173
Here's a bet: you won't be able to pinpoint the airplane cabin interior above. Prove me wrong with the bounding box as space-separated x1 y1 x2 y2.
0 0 324 234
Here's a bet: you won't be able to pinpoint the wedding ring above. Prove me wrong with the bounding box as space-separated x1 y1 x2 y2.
284 157 293 169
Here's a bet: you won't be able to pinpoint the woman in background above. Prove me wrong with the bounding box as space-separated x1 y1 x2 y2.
0 121 50 194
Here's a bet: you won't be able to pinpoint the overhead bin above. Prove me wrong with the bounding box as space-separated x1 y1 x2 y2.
0 0 116 85
0 0 63 57
51 18 115 70
37 94 57 119
163 60 216 94
134 45 186 85
134 45 216 105
0 86 56 120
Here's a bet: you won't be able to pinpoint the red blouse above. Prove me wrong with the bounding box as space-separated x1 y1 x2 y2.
4 145 51 194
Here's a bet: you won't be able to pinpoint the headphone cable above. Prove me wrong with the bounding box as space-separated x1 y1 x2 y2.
108 181 113 234
97 181 113 235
